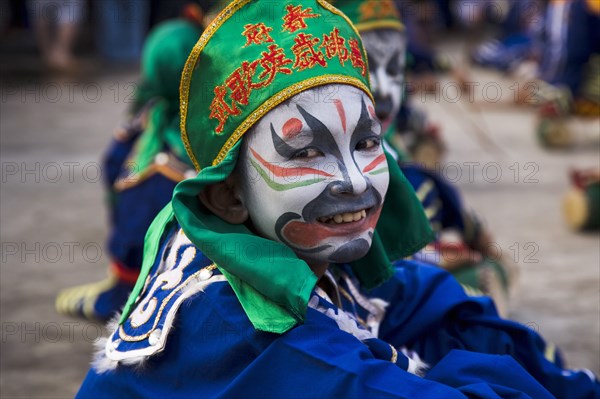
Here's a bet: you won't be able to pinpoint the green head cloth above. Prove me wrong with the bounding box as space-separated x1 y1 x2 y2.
131 20 202 172
121 0 432 334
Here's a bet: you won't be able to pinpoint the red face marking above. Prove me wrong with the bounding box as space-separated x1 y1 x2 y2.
281 207 382 248
250 147 334 178
282 118 303 139
333 99 347 133
368 105 377 119
362 153 387 173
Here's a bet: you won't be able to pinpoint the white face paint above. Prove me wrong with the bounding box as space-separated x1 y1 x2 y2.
237 84 390 265
361 29 406 132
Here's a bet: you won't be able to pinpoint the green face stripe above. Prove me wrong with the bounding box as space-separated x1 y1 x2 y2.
250 157 326 191
368 167 389 176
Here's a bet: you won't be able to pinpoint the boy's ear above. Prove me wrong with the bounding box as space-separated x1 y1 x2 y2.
198 175 249 224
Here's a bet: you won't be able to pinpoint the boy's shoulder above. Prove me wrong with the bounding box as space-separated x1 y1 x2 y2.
94 228 244 372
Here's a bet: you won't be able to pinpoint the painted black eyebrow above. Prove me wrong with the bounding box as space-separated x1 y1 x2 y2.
386 50 404 75
295 104 343 160
351 98 374 134
271 123 299 158
350 98 381 150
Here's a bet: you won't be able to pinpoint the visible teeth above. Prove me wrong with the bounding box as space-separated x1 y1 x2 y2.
319 210 368 225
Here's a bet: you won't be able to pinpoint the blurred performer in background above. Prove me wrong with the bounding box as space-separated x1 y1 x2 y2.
334 0 514 315
533 0 600 148
394 0 454 165
26 0 86 71
470 0 545 73
55 3 212 322
469 0 600 148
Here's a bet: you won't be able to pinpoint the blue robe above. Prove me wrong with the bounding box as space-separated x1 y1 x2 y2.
77 227 599 399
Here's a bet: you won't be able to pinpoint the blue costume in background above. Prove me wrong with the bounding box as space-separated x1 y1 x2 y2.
398 162 514 315
471 0 543 71
103 135 184 276
400 163 466 233
77 227 599 399
539 0 600 97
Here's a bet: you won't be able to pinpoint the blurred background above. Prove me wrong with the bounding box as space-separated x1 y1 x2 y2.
0 0 598 397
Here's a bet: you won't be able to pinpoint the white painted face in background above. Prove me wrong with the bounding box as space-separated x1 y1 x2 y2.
361 29 406 132
237 84 390 265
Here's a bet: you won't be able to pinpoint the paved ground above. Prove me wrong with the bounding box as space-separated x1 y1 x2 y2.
1 63 599 397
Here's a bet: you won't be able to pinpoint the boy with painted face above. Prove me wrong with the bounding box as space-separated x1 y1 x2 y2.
77 1 598 398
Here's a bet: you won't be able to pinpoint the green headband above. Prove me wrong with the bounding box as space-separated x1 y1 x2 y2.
330 0 404 32
121 0 432 334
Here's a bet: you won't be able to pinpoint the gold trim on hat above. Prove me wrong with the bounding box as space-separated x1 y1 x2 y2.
212 74 373 167
355 20 405 32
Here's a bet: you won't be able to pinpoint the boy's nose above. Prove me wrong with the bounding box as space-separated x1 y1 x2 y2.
375 68 393 97
330 166 369 195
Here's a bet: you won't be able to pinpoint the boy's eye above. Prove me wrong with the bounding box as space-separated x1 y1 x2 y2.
356 137 381 151
367 53 378 72
386 51 404 78
291 147 324 160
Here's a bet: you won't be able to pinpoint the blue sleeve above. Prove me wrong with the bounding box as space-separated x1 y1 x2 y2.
425 349 555 399
77 280 556 399
377 261 600 399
